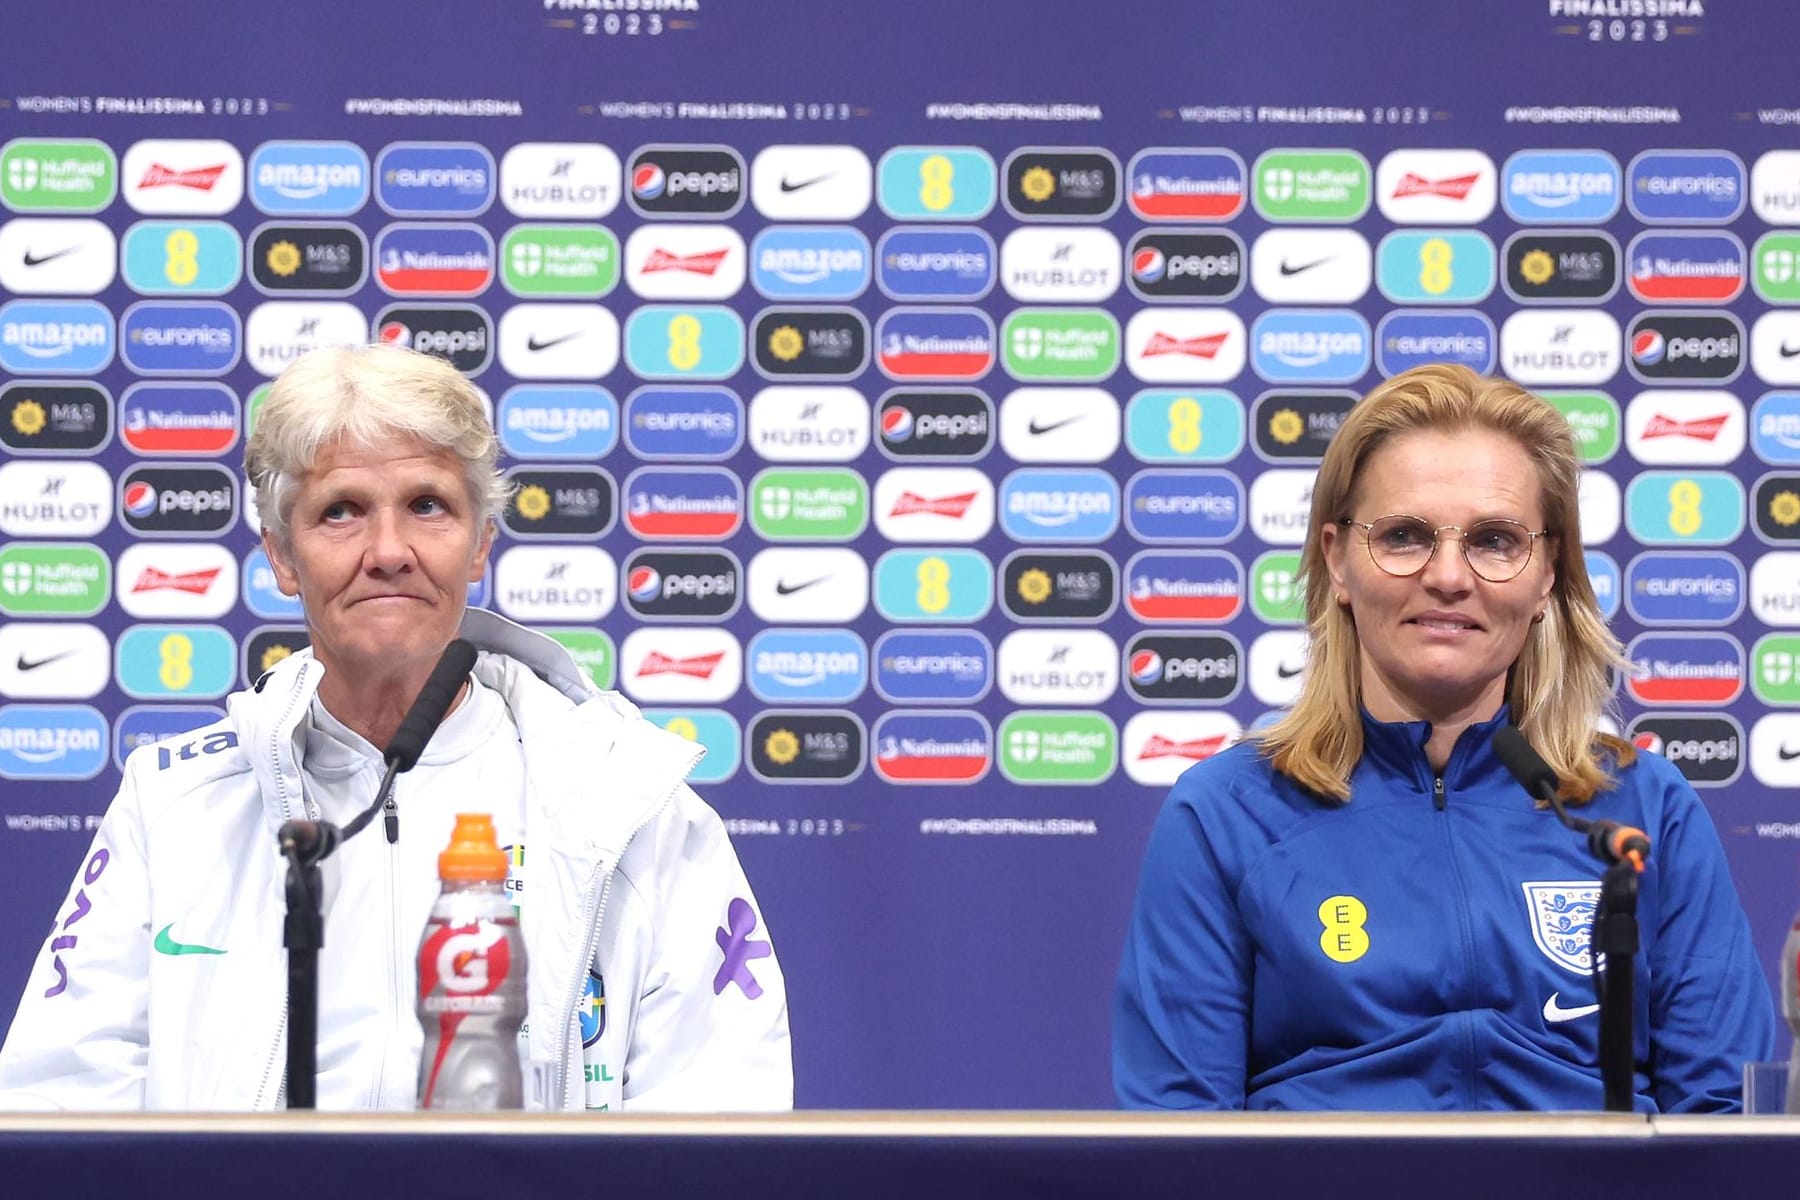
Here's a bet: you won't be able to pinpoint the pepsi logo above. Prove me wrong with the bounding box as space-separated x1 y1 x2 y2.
1128 649 1163 686
123 481 157 518
627 565 661 602
1132 247 1166 285
1633 329 1665 366
880 405 912 442
633 163 666 200
1633 730 1663 754
377 320 409 346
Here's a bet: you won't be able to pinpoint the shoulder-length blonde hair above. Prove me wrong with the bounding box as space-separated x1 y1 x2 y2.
1252 363 1634 803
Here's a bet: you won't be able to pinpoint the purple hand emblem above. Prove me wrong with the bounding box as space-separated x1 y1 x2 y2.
713 897 772 999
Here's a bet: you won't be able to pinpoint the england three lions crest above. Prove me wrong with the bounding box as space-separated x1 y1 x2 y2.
1522 881 1600 976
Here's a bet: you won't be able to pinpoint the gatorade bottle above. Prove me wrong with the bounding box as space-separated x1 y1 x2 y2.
416 813 527 1110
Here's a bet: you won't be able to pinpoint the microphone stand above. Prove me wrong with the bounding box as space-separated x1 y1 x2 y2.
1592 857 1639 1115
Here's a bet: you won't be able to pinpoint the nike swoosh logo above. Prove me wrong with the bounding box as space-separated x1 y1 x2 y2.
775 575 829 596
23 247 79 268
1779 745 1800 761
154 924 226 957
1781 343 1800 359
1543 991 1599 1023
17 650 75 672
1279 255 1333 277
1028 415 1082 436
1276 663 1305 678
779 172 833 193
526 331 580 352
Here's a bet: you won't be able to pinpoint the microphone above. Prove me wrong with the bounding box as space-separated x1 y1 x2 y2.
385 639 479 772
1494 725 1650 872
277 819 341 867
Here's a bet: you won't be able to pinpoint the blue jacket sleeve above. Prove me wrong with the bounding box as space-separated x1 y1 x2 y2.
1642 761 1777 1113
1113 781 1252 1109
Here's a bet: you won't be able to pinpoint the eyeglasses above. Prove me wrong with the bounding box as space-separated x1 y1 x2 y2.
1340 514 1551 583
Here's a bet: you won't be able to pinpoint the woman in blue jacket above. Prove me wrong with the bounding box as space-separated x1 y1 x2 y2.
1114 363 1774 1111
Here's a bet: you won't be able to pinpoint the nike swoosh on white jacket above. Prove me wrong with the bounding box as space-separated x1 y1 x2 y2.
0 609 793 1112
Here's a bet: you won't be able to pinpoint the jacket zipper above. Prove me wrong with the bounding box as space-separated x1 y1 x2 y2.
1433 774 1446 811
254 666 317 1111
1433 767 1482 1107
373 821 403 1106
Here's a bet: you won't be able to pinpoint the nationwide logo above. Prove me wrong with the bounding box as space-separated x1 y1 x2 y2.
876 147 998 221
1626 633 1744 705
876 227 995 301
1501 149 1622 224
626 224 746 300
115 625 236 700
873 467 994 542
1250 228 1372 305
243 626 309 688
747 546 871 624
1500 310 1621 386
998 711 1116 785
120 301 239 376
374 303 492 375
747 384 868 463
505 302 621 380
1122 711 1241 786
1752 553 1800 626
997 469 1119 542
249 222 366 294
1249 310 1370 384
753 307 868 378
373 223 495 296
243 300 367 377
499 141 620 219
873 629 992 704
1752 634 1800 705
624 386 741 459
374 142 494 217
746 629 866 704
115 543 237 619
622 549 740 622
113 704 224 771
1001 226 1121 303
1377 149 1496 223
877 389 993 460
1001 550 1116 622
628 146 745 218
1627 713 1743 787
1126 148 1246 221
1127 231 1243 301
0 382 110 455
875 308 994 380
0 543 109 618
0 217 116 296
0 298 114 375
1252 390 1357 461
1253 149 1370 223
872 711 990 784
1125 633 1242 704
502 225 619 299
1627 313 1743 384
493 545 615 623
0 621 108 701
747 710 864 783
242 546 302 620
1124 309 1244 383
1003 148 1120 219
1626 232 1746 304
0 138 116 213
1753 393 1800 464
623 466 743 539
997 629 1118 705
1756 473 1800 543
1627 150 1745 224
1126 551 1244 622
123 139 244 215
1127 470 1243 542
1375 230 1497 305
0 704 108 781
0 460 111 538
750 226 870 301
999 386 1120 463
1377 311 1496 377
1624 391 1744 465
500 466 615 539
248 140 370 216
872 547 992 623
750 144 873 220
497 385 617 460
119 465 237 537
1503 231 1620 304
750 468 868 540
1625 551 1744 625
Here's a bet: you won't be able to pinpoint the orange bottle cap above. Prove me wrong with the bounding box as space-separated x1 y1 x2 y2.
439 812 508 882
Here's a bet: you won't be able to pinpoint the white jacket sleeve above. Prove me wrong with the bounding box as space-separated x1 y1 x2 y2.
615 787 793 1112
0 767 152 1110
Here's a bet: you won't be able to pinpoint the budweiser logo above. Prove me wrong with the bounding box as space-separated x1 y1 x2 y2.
636 651 725 678
1391 172 1479 200
643 248 729 275
1642 413 1729 441
889 491 977 518
1138 734 1228 761
138 163 228 191
1143 331 1227 358
132 567 221 594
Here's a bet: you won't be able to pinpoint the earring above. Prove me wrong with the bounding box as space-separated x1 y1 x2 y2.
1531 610 1546 624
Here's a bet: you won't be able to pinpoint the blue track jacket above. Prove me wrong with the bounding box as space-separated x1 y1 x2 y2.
1114 708 1775 1111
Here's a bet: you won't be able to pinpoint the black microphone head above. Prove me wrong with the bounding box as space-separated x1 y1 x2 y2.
384 639 478 772
1493 724 1560 802
278 819 342 865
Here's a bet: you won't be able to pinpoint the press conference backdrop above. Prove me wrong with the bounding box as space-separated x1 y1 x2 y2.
2 0 1798 1107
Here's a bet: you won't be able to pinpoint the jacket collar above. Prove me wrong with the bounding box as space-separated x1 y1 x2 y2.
1357 703 1517 793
